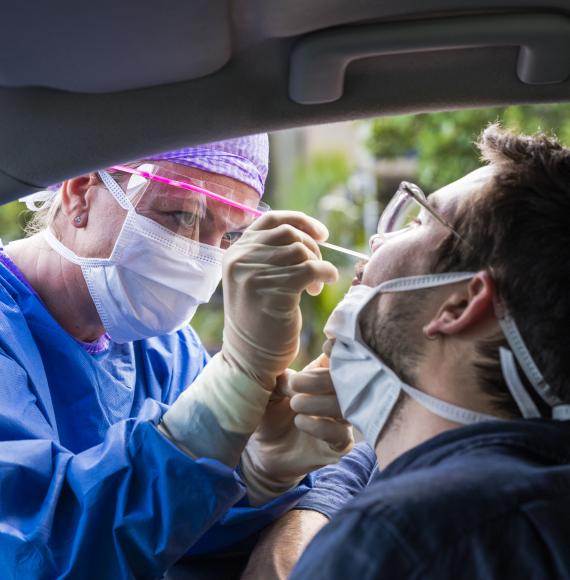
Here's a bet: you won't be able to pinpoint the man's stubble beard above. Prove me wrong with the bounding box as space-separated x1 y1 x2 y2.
359 290 428 387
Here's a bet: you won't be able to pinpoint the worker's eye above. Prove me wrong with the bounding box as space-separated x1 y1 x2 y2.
170 211 200 229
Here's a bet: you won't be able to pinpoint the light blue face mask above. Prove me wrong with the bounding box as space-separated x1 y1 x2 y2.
324 272 570 450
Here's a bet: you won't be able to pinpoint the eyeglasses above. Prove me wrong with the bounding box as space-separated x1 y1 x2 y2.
374 181 469 248
109 163 270 249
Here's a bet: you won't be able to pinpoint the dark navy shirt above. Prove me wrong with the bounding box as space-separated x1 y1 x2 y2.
292 420 570 579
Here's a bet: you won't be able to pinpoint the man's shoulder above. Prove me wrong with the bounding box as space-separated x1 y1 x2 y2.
349 442 563 532
294 437 570 579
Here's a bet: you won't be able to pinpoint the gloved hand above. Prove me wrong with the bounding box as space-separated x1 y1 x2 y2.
222 211 338 390
160 212 338 468
240 355 354 505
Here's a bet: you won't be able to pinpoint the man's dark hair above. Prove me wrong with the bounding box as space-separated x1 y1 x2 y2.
433 124 570 415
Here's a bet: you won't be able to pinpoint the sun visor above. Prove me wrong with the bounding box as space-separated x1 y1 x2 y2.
0 0 232 93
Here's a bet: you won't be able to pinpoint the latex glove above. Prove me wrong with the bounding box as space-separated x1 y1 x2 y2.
289 354 354 450
240 355 354 505
160 212 338 467
222 211 338 390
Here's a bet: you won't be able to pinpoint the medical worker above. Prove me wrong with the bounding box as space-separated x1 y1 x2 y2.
250 126 570 579
0 135 370 578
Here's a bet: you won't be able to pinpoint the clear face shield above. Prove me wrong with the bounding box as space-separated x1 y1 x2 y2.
110 163 269 250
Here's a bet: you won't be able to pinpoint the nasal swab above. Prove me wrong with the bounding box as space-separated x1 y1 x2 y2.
318 241 368 260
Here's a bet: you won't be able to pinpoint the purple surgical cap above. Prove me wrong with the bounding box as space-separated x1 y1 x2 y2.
44 134 269 196
148 134 269 197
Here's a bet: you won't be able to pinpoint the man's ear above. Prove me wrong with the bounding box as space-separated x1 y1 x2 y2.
60 174 96 228
423 271 495 338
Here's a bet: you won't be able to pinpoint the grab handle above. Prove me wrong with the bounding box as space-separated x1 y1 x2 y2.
289 13 570 104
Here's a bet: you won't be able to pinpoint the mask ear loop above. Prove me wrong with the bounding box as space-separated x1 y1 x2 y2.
18 190 59 212
494 298 570 420
377 271 476 293
98 170 133 211
499 347 541 418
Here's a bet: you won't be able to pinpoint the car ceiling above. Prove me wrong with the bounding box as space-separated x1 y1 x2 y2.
2 0 570 202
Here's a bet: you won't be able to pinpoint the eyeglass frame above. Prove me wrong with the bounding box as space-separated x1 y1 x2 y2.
375 181 496 288
384 181 469 246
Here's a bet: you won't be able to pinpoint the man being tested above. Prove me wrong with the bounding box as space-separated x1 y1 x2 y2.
254 125 570 578
0 135 362 577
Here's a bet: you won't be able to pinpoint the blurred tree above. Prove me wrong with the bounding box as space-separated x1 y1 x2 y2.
283 151 353 216
283 152 355 368
367 103 570 190
0 201 28 243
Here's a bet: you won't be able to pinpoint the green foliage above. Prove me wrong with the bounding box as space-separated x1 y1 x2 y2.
367 103 570 190
277 151 356 368
190 299 224 355
0 201 29 243
282 151 353 215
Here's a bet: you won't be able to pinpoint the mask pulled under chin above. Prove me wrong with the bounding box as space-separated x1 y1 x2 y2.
325 272 509 450
43 208 223 344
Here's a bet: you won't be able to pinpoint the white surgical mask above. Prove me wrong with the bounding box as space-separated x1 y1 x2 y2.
43 170 223 343
325 272 570 450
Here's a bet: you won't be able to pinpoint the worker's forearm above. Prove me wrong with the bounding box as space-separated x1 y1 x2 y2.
160 353 271 467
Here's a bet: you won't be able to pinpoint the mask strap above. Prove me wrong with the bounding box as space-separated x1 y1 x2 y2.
378 272 476 293
400 382 498 425
347 272 477 341
43 229 111 267
499 347 541 418
496 307 559 407
19 190 59 212
98 170 133 210
495 301 570 421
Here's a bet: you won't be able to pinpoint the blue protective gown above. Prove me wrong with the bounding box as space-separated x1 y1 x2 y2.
0 255 313 578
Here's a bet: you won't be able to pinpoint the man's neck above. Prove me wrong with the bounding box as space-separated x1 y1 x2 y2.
5 234 105 341
375 395 460 468
374 348 499 468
